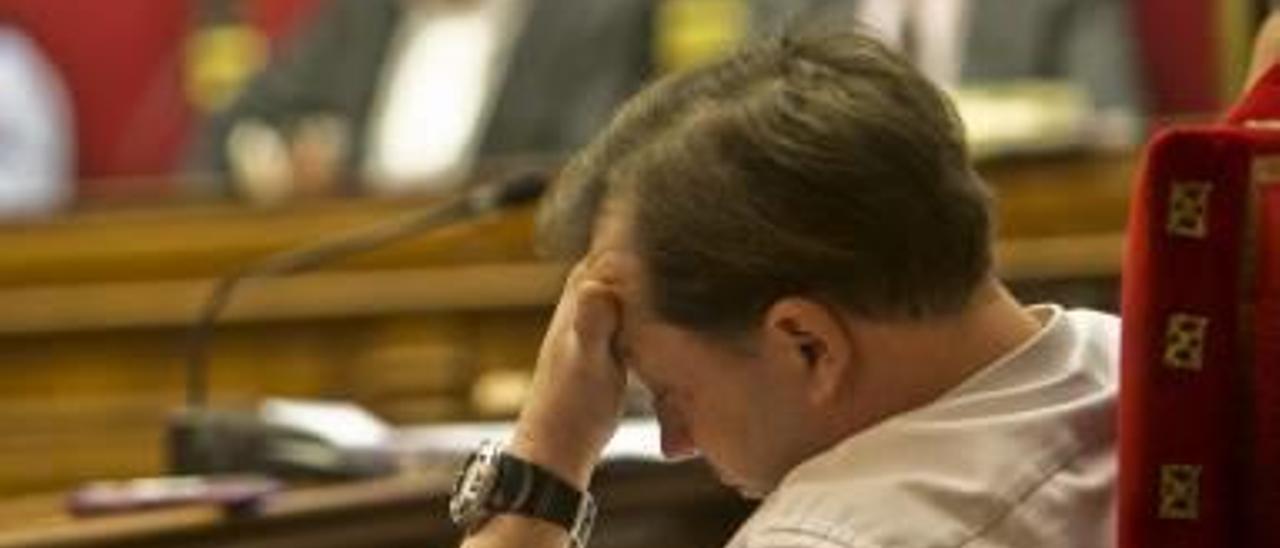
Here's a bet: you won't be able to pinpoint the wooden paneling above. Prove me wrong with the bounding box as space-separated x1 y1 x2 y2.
0 311 551 495
0 198 555 495
0 152 1136 496
0 263 564 334
0 198 538 285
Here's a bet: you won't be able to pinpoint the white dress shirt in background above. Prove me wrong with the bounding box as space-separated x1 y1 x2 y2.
857 0 970 88
365 0 530 192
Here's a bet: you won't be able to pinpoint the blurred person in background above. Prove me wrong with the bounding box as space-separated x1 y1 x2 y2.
1248 5 1280 88
749 0 1146 154
0 24 73 217
192 0 653 203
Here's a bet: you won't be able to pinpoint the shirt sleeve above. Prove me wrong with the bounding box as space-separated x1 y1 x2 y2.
733 526 874 548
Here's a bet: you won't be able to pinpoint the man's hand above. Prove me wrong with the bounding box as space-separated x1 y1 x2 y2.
509 257 627 489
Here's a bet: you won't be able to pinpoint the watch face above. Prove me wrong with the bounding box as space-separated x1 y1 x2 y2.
449 441 501 528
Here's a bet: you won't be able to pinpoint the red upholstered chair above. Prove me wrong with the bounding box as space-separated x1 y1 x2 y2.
0 1 193 190
0 0 321 199
1119 62 1280 547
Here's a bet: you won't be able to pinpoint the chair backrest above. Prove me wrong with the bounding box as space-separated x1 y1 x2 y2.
0 0 322 198
0 1 192 186
1119 61 1280 548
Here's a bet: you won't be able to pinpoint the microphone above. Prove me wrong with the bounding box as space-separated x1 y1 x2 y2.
169 172 549 478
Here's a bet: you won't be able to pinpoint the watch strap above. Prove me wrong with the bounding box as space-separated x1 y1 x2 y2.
487 452 596 547
491 453 585 530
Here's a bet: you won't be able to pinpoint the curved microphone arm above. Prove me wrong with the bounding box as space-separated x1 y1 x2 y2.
183 173 548 410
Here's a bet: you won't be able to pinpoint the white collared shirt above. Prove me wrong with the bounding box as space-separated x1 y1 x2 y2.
729 305 1120 548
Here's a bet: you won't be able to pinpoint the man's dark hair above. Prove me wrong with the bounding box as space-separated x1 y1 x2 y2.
538 29 993 336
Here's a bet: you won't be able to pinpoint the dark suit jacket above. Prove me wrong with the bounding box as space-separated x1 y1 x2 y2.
195 0 654 188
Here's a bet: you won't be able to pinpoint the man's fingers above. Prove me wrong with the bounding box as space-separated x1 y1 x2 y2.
573 282 623 368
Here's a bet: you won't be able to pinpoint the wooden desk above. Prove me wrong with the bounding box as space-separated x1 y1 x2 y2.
0 152 1135 496
0 199 558 495
0 461 752 548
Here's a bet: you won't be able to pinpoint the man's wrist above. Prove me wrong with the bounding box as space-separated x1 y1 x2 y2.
452 439 597 548
507 427 598 491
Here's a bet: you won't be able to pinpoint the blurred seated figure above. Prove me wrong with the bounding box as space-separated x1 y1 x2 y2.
749 0 1146 155
1248 7 1280 89
192 0 653 203
0 25 72 217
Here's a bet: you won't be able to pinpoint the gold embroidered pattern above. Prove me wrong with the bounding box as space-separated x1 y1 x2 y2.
1166 181 1212 238
1251 154 1280 185
1158 464 1202 520
1163 314 1208 371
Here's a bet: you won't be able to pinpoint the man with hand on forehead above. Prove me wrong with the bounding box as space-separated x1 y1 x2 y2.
451 28 1119 548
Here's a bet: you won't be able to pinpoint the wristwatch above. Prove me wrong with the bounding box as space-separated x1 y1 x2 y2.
450 440 597 547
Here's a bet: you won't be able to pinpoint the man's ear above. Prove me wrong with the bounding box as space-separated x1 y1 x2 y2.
760 297 857 405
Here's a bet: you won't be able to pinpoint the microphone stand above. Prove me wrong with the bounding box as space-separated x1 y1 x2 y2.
170 173 548 477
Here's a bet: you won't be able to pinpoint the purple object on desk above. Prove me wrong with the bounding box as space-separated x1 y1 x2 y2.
66 475 282 517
